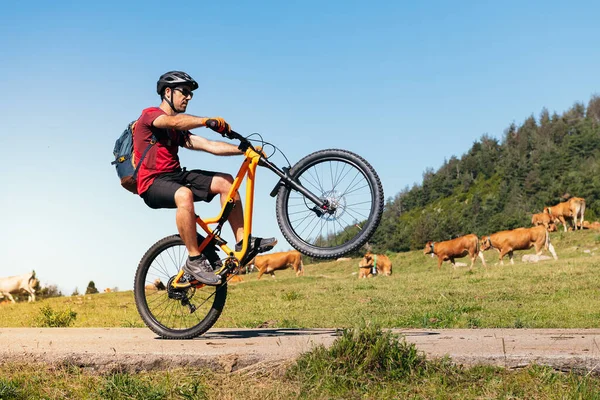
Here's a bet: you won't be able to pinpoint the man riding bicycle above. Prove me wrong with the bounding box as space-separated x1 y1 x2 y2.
134 70 276 285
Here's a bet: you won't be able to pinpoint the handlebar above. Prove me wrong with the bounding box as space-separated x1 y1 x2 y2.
206 120 254 151
206 119 329 208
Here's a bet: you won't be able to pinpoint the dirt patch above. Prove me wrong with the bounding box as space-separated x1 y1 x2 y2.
2 327 600 373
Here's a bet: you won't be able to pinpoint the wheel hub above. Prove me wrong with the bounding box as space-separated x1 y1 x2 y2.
321 190 346 220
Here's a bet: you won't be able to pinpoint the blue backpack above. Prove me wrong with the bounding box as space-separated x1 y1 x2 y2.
111 121 157 194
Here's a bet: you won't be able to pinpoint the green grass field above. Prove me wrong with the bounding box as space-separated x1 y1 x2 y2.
2 327 600 399
3 230 600 399
2 229 600 330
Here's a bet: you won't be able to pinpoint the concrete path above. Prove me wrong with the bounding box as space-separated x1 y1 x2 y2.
2 328 600 373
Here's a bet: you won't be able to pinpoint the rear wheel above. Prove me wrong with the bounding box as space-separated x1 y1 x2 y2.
134 235 227 339
276 149 384 258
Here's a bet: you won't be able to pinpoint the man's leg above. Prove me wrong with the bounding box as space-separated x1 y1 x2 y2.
209 173 276 253
174 186 220 284
174 186 201 256
142 174 220 285
209 174 244 242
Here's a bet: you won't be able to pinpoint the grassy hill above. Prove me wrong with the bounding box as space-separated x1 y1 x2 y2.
367 96 600 254
3 229 599 329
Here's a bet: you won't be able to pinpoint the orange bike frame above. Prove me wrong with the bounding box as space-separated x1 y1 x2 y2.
171 146 262 287
196 146 262 259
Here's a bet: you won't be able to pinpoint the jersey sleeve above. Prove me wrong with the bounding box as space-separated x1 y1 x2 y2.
139 107 165 128
137 107 169 141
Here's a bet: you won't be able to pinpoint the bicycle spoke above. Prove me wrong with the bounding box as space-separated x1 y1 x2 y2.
152 254 171 280
341 180 370 198
300 173 324 195
341 204 370 223
330 163 354 194
331 162 352 193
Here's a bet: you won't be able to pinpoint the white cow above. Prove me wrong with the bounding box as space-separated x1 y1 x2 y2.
0 271 37 303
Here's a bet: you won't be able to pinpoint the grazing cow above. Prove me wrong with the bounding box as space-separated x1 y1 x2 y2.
543 202 572 232
586 221 600 230
145 278 166 291
423 234 486 270
577 220 600 230
358 252 392 278
228 275 245 283
104 288 112 293
544 197 586 232
236 263 255 274
480 225 558 265
0 271 37 303
250 250 303 279
531 213 557 232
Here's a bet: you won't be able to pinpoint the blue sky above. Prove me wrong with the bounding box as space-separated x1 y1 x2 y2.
0 1 598 294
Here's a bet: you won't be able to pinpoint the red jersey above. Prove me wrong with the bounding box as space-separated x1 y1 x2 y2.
133 107 191 195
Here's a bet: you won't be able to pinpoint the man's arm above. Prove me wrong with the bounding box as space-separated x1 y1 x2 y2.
185 134 242 156
153 114 208 131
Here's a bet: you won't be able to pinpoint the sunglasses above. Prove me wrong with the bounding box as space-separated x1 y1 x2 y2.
174 87 194 99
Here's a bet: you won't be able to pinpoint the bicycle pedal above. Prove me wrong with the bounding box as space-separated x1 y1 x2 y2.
257 244 276 254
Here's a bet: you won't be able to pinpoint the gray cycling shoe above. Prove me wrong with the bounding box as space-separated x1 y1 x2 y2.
183 256 221 286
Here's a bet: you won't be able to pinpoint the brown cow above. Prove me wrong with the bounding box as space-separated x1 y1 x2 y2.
145 278 166 291
531 213 557 232
358 252 392 278
544 197 586 232
577 220 600 230
585 221 600 230
251 250 304 279
423 234 486 270
543 202 572 232
569 197 586 230
480 225 558 265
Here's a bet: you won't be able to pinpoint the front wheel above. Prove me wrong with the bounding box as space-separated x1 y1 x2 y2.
276 149 384 258
134 235 227 339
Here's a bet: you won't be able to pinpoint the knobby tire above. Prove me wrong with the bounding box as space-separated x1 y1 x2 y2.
134 235 227 339
276 149 384 258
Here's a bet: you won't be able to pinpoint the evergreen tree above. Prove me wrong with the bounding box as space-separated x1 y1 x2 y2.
363 94 600 252
85 281 99 295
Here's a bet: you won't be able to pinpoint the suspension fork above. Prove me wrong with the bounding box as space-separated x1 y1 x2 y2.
259 157 331 213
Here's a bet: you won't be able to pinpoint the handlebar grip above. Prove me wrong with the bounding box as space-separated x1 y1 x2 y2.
205 119 245 142
206 118 235 138
206 119 217 130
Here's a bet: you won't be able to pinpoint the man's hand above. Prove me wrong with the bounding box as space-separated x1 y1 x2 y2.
205 117 231 136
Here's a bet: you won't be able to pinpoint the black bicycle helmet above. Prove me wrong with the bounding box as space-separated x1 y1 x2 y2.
156 71 199 95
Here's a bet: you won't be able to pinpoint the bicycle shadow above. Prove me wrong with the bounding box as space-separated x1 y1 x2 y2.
196 328 341 340
154 328 441 340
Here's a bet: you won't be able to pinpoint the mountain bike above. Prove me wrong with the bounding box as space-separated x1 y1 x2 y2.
133 128 384 339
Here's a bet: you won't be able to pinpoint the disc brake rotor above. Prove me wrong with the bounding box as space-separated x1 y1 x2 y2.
321 190 346 221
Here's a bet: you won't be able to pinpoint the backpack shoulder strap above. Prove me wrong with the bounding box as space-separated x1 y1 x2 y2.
132 121 157 179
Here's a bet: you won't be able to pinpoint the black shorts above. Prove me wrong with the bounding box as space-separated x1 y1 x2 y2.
141 169 218 209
